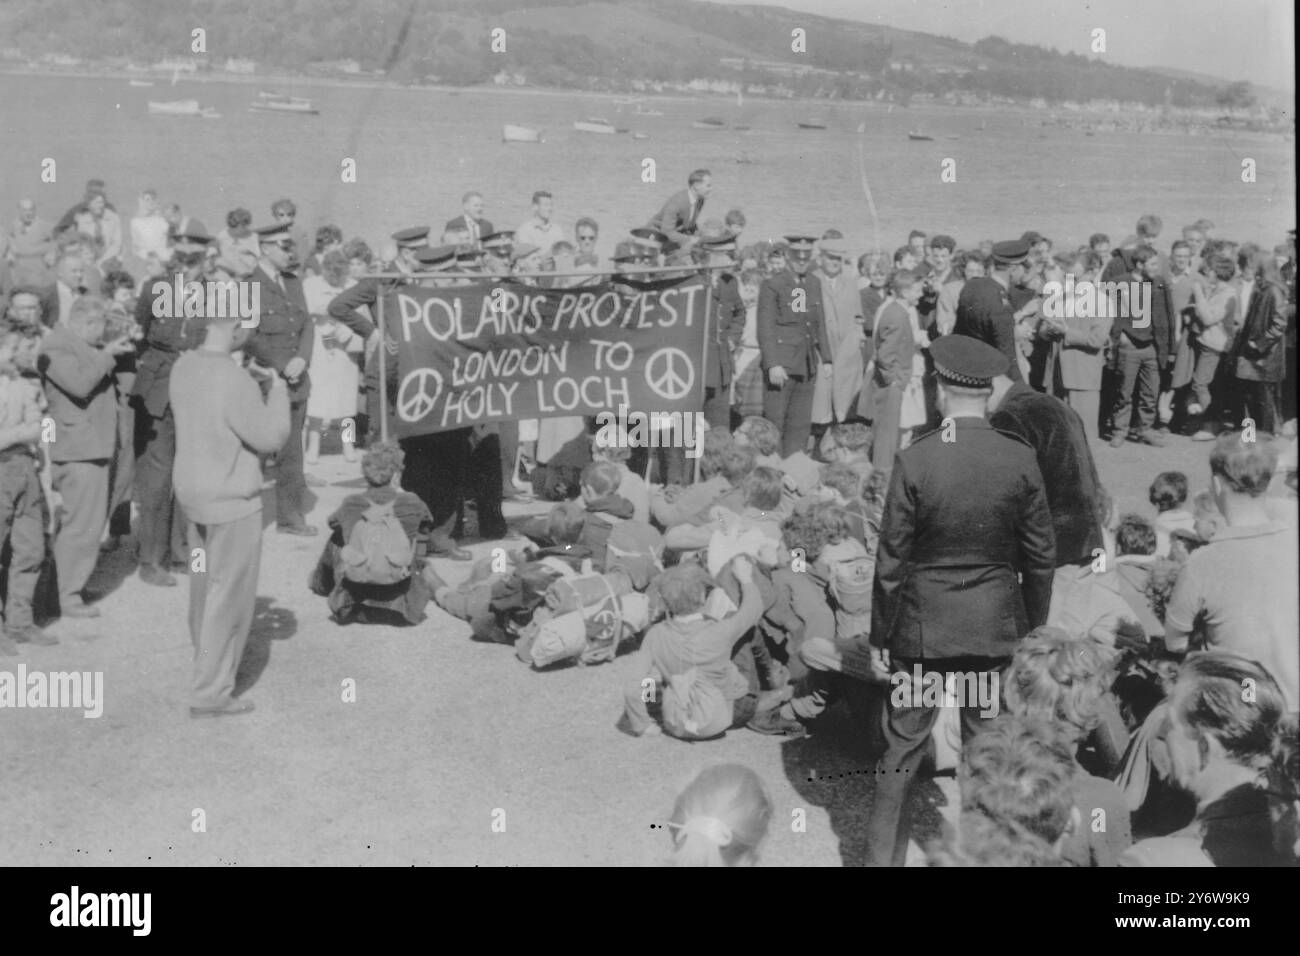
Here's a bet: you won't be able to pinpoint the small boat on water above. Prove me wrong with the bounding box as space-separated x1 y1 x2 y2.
632 105 664 117
692 117 726 130
632 132 650 140
128 79 154 87
250 93 318 115
503 124 543 143
574 117 617 134
798 119 828 130
907 131 934 141
732 124 751 131
148 99 219 118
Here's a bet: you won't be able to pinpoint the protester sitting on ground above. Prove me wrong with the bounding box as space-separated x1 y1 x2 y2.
664 463 785 554
1149 470 1195 556
650 433 753 531
1121 654 1294 866
307 442 434 626
663 764 773 867
591 433 649 524
1002 627 1133 866
1112 514 1165 642
623 555 765 741
927 715 1079 867
1163 433 1299 713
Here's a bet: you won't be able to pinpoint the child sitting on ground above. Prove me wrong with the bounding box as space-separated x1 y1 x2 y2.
1148 471 1195 556
591 434 649 523
663 763 773 867
653 437 756 533
308 442 433 625
622 556 764 740
1113 513 1164 641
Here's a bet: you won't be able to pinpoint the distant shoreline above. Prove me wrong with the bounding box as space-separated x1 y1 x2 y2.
2 66 1290 138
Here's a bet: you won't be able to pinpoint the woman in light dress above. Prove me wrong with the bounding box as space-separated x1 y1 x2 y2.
303 250 362 462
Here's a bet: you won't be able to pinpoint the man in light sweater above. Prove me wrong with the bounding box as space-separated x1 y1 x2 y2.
170 309 290 718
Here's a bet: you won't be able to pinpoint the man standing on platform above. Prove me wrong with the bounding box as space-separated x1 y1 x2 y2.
866 335 1055 867
757 235 831 457
649 169 712 248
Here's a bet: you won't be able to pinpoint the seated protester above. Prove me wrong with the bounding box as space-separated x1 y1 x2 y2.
927 715 1078 867
1121 654 1294 866
755 504 835 689
663 763 774 867
1164 433 1299 712
574 460 636 565
814 460 871 549
622 556 765 740
1113 513 1164 641
591 435 649 524
1003 627 1133 866
308 442 434 625
1048 486 1145 646
651 433 752 530
819 422 873 471
732 415 799 509
427 502 592 645
1149 470 1195 556
664 463 782 553
750 501 876 737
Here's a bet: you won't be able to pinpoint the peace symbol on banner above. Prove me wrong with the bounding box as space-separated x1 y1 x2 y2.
644 347 695 401
397 368 443 422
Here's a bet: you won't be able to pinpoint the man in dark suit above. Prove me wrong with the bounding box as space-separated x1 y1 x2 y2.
38 294 137 617
131 228 213 586
443 191 493 247
865 336 1056 867
649 169 712 247
953 239 1029 382
756 235 831 456
697 231 744 430
246 222 316 535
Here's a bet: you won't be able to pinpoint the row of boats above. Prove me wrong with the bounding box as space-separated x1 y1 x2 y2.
503 115 948 143
146 90 318 118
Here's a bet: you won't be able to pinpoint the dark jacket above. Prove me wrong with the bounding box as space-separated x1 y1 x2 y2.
648 188 703 244
989 383 1105 566
37 323 118 462
444 214 494 242
954 276 1023 383
757 269 831 378
1233 279 1288 382
707 272 745 389
130 281 209 417
871 417 1056 659
246 264 314 402
579 493 637 570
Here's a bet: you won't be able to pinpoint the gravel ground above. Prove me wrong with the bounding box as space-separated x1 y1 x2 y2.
0 431 1272 866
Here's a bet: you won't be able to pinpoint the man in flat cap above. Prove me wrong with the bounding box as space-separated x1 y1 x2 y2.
757 235 832 456
866 334 1055 867
131 226 217 586
812 238 865 427
953 239 1028 382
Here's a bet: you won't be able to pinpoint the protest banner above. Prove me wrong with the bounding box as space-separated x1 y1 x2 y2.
381 275 711 438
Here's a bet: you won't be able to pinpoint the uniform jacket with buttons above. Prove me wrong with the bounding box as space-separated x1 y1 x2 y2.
246 264 313 402
757 269 831 378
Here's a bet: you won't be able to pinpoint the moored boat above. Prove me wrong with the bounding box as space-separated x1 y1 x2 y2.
907 131 934 141
250 93 318 115
798 119 827 129
503 124 544 143
573 119 616 134
692 117 726 130
148 99 215 117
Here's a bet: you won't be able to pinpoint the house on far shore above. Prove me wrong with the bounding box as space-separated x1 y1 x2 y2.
224 58 256 74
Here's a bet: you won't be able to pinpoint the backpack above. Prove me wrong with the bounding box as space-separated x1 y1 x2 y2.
340 500 414 585
662 668 731 740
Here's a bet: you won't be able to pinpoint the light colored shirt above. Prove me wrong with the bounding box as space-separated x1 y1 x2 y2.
515 217 565 254
1164 521 1300 711
130 213 171 261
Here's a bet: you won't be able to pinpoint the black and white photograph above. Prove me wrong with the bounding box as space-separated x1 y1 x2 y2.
0 0 1295 891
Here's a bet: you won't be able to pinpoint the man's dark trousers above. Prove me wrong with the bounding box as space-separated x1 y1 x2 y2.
1113 335 1159 436
276 400 309 526
763 374 815 457
134 404 188 567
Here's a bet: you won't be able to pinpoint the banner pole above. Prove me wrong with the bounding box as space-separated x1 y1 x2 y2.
377 288 389 444
697 270 715 486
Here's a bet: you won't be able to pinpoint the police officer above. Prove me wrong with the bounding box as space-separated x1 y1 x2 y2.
245 222 318 535
697 230 744 430
131 228 213 586
757 235 831 456
953 239 1029 382
865 335 1056 867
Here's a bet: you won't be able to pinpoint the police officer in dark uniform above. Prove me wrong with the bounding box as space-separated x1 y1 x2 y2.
131 228 213 586
865 335 1056 867
245 222 319 535
757 235 831 456
953 239 1029 382
697 230 744 431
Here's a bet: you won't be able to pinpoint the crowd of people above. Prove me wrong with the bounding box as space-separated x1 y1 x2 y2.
2 169 1297 866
